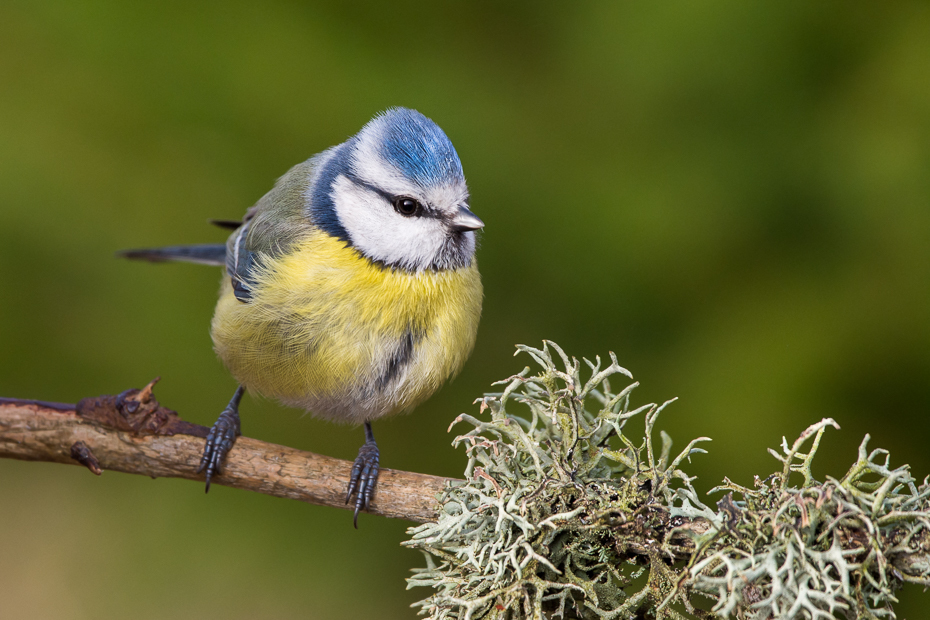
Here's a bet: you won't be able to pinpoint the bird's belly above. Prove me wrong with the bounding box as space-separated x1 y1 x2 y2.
210 235 482 424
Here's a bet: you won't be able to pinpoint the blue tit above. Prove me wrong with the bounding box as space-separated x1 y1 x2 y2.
121 108 484 525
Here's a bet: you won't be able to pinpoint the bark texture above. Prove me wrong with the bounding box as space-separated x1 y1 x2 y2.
0 380 451 523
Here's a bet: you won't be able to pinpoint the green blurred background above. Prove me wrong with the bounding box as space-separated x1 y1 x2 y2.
1 1 929 618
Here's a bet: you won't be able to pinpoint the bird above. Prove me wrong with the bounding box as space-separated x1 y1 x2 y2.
120 108 484 526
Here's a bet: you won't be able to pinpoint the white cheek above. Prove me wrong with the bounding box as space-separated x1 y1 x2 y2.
330 175 445 271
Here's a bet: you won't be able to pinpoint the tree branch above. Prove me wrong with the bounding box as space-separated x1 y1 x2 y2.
0 377 713 559
0 379 450 523
10 347 924 618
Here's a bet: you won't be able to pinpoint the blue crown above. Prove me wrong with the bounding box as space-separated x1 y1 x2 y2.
376 108 464 188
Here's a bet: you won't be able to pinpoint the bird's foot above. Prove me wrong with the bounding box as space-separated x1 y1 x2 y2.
346 423 379 528
196 386 244 492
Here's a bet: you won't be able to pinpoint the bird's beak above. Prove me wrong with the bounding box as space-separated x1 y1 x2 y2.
449 205 485 232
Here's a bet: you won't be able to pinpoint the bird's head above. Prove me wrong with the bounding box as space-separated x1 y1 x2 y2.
310 108 482 272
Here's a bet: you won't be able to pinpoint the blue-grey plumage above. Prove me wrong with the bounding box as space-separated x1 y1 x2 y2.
118 244 226 266
121 108 485 524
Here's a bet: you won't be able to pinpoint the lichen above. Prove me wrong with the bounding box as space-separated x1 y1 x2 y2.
404 342 930 619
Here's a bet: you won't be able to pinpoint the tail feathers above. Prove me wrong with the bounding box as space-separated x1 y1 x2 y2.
118 244 227 267
209 219 243 230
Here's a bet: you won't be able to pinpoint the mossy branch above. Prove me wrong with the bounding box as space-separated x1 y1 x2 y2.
404 342 930 620
2 342 929 619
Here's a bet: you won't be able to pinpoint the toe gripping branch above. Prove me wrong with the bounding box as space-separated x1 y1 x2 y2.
346 421 380 528
197 386 244 492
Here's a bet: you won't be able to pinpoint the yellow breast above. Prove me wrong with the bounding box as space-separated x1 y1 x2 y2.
210 229 482 424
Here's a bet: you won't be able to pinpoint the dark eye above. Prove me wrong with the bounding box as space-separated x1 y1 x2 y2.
393 197 421 217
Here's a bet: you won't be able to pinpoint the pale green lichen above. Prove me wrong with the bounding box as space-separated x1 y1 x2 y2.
690 423 930 619
404 342 930 619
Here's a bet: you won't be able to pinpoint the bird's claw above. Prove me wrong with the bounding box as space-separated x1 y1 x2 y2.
346 440 380 528
197 405 240 492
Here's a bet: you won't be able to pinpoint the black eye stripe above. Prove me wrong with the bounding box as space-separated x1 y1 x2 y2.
347 175 443 219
